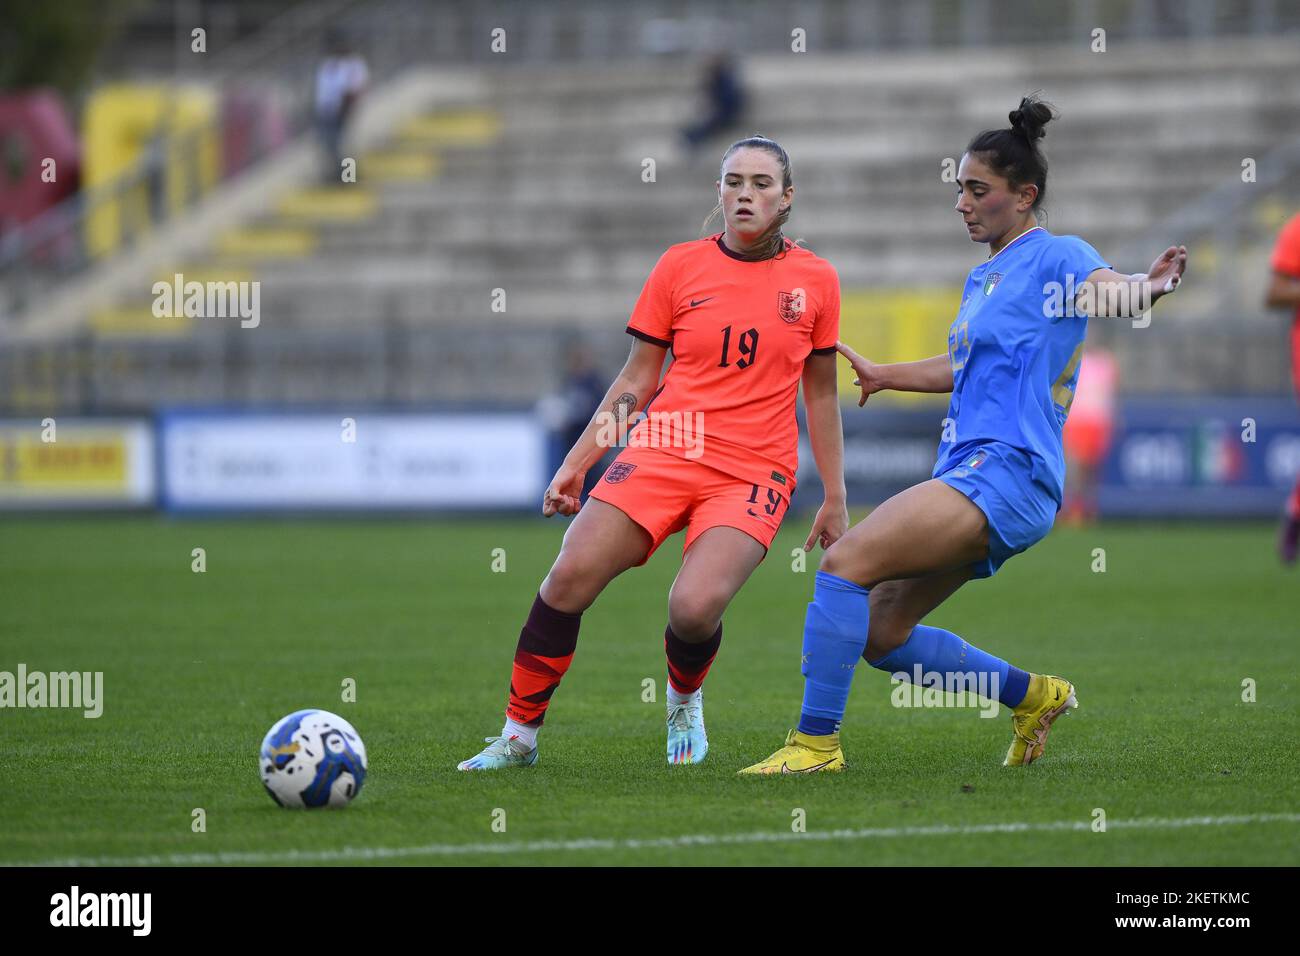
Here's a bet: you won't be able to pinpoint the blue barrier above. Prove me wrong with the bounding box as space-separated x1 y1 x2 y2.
795 398 1299 518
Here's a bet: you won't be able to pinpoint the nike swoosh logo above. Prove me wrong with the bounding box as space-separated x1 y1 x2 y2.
781 758 834 774
690 297 715 307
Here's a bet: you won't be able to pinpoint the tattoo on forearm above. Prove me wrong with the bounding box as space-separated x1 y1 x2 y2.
612 392 637 422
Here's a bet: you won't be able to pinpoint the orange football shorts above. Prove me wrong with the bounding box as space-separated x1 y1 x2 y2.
587 445 793 565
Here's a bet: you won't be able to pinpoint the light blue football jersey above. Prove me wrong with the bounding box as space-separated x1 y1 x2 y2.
934 226 1109 502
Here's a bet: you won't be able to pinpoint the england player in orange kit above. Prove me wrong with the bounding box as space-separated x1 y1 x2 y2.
458 136 848 770
1265 211 1300 562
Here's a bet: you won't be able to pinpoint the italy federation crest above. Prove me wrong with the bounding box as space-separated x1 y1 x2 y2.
983 272 1003 296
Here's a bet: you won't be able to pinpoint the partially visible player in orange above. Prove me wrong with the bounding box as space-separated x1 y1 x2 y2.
458 135 848 770
1265 211 1300 564
1061 347 1118 524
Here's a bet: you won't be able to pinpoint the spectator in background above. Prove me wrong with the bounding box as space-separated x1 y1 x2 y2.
314 31 368 184
537 344 612 499
1061 347 1119 525
681 54 745 157
1264 210 1300 563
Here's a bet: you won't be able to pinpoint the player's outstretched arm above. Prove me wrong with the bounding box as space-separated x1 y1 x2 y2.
1078 245 1188 318
835 341 954 408
542 337 668 517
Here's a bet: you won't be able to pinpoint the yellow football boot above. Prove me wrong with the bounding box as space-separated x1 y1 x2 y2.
1004 674 1078 766
737 729 846 775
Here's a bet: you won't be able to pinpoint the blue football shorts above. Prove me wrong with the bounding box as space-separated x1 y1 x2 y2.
934 441 1059 578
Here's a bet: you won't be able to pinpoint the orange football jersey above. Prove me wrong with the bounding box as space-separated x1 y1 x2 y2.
1272 212 1300 321
624 233 840 490
1271 212 1300 388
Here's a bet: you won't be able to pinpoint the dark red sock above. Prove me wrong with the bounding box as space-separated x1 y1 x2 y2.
665 623 722 695
1288 476 1300 519
505 594 581 727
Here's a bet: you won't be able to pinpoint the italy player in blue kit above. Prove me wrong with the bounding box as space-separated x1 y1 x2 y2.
741 96 1188 773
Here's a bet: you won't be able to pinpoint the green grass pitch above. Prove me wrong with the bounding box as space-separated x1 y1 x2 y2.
2 514 1297 866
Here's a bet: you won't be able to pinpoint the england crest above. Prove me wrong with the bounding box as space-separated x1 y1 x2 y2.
604 461 637 483
777 290 805 323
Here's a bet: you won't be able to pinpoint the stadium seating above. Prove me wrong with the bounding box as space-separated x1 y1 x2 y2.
6 34 1300 409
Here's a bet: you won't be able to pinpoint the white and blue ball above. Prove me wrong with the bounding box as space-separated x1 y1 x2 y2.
260 709 367 808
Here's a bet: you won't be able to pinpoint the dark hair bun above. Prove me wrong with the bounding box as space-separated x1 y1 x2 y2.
1009 95 1054 143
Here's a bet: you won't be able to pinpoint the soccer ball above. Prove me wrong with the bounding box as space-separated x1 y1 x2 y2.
260 709 367 808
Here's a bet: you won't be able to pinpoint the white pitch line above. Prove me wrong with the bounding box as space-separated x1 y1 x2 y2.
8 813 1299 867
